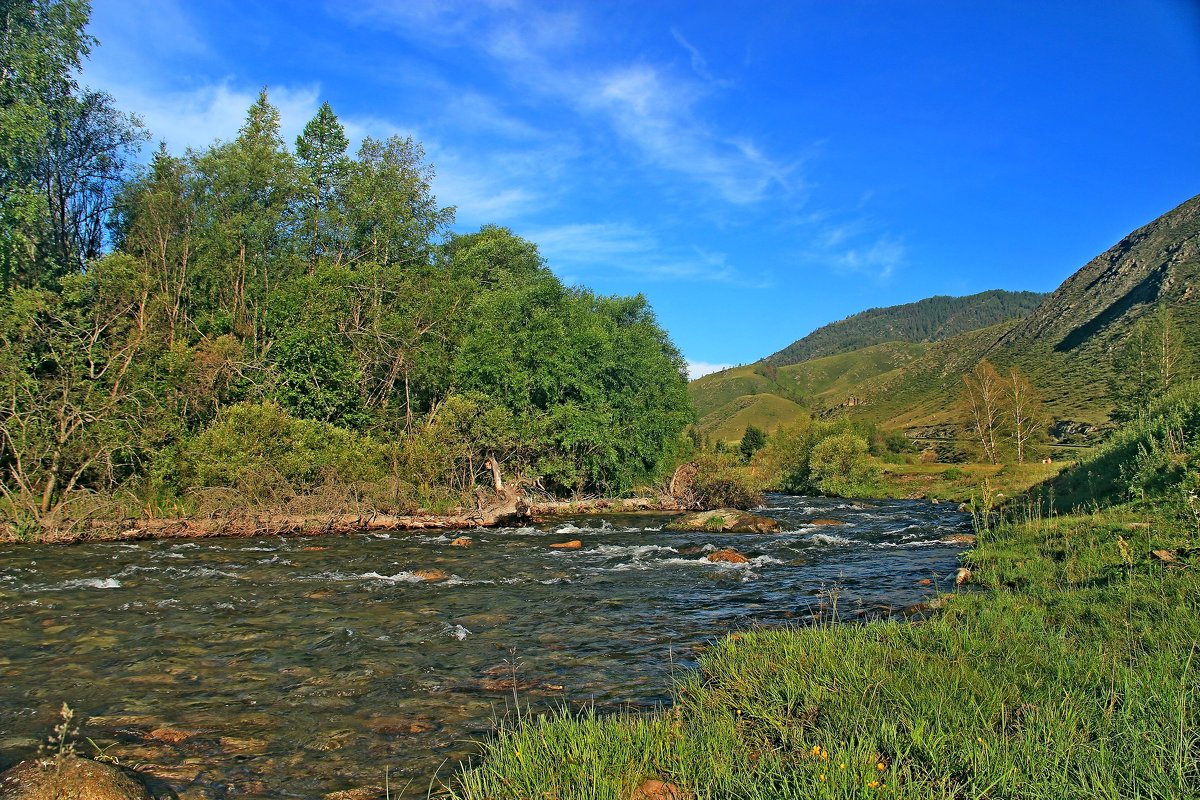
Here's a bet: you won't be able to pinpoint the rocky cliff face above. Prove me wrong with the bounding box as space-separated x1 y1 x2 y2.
998 194 1200 354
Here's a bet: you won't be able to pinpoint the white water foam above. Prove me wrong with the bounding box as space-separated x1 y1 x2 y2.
57 577 121 590
586 544 678 558
442 623 471 640
806 533 856 546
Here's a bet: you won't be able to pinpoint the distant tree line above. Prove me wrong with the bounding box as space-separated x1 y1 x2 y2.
0 1 693 526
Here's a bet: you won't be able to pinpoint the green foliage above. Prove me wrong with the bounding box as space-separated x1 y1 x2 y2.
753 418 882 496
1044 381 1200 513
807 432 878 496
688 452 764 510
738 424 767 460
1 48 693 512
175 402 384 500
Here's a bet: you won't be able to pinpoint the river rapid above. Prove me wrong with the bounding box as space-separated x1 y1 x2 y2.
0 494 972 798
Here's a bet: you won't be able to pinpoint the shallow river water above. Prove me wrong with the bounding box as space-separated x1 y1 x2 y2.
0 494 971 798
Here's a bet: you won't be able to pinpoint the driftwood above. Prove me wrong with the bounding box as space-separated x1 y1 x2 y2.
2 490 690 546
6 488 531 545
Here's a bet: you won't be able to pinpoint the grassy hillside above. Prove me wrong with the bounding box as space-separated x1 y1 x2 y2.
780 341 927 413
692 193 1200 446
696 393 809 443
763 289 1046 367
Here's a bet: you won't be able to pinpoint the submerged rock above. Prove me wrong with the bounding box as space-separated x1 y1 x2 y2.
449 537 472 548
808 518 844 526
665 509 780 534
944 533 976 544
0 757 152 800
411 568 448 582
706 548 750 564
549 540 582 549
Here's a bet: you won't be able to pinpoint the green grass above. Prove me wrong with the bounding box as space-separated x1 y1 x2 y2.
697 393 810 443
448 504 1199 799
875 461 1066 503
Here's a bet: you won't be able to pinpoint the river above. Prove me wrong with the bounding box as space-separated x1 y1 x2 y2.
0 494 972 798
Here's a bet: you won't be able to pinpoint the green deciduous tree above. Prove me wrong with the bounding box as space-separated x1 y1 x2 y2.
1111 309 1186 423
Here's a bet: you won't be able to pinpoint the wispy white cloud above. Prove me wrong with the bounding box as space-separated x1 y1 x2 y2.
833 236 906 281
525 221 762 284
687 360 734 380
88 78 322 153
670 27 728 86
342 1 795 207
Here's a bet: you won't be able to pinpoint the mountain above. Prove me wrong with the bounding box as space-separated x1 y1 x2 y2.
691 193 1200 445
763 290 1047 367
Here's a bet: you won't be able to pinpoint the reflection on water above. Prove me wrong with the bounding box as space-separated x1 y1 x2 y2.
0 494 971 798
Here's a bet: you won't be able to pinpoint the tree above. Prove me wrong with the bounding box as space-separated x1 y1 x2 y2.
192 89 296 346
111 144 199 344
295 102 351 269
739 424 766 460
962 359 1004 464
345 135 453 268
1 0 143 288
1004 366 1044 464
1111 309 1185 423
0 254 155 521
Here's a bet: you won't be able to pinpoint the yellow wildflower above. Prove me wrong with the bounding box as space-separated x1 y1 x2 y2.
819 774 827 782
877 762 886 771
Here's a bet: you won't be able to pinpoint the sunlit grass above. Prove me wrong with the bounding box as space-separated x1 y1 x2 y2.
448 505 1199 799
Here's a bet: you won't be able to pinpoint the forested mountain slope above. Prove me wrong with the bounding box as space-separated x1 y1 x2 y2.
763 289 1046 367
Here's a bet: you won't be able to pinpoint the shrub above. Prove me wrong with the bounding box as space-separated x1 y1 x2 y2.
809 432 879 497
175 402 385 501
688 452 764 509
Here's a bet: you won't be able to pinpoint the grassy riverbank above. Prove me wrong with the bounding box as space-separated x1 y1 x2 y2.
449 505 1198 798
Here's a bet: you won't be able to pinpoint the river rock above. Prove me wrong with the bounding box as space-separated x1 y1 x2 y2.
0 757 153 800
706 548 750 564
411 568 448 581
145 727 197 745
945 534 976 544
324 789 379 800
549 540 582 549
808 519 844 526
665 510 780 534
449 537 472 547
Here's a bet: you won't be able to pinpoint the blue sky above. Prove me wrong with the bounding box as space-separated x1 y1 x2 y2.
83 0 1200 378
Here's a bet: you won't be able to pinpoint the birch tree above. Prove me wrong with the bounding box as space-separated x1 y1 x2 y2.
963 359 1004 464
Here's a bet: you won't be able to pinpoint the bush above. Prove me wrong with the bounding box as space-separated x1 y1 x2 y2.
688 452 764 509
174 402 385 501
809 432 880 497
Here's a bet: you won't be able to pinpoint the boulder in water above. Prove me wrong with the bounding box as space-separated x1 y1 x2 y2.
665 509 780 534
412 568 448 581
0 757 152 800
449 537 472 548
549 540 582 549
706 548 750 564
809 519 844 526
